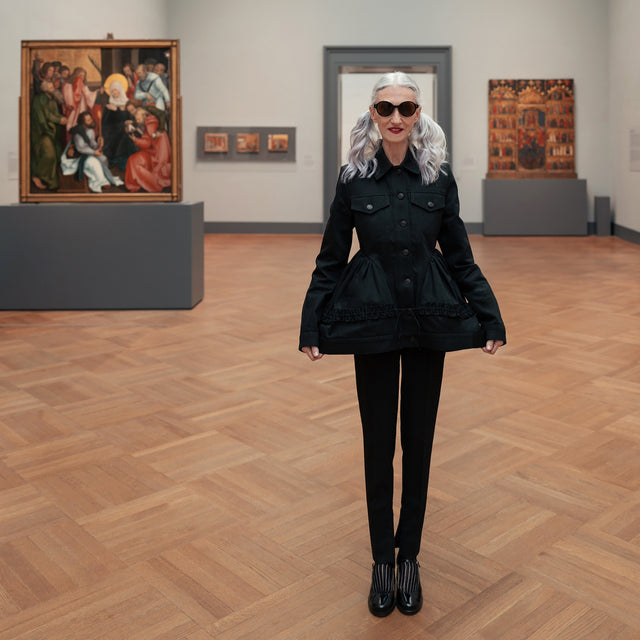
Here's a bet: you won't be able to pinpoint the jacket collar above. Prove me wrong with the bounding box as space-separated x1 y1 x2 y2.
373 144 421 180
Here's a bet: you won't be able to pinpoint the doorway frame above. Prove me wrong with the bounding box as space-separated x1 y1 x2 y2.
323 46 452 222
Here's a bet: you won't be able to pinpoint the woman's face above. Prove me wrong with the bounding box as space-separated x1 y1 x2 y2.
111 87 121 99
369 85 421 150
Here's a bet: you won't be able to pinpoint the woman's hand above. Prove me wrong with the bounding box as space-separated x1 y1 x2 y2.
302 346 324 361
482 340 504 355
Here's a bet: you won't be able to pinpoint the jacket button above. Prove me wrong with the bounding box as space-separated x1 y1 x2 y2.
401 248 409 256
397 192 405 200
427 201 435 208
366 203 374 211
403 277 412 286
399 219 408 227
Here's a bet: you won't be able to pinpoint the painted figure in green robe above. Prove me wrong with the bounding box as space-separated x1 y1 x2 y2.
30 79 67 190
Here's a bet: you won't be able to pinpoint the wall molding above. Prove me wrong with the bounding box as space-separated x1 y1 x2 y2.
614 223 640 245
205 221 482 235
204 221 640 244
204 222 324 234
465 223 483 235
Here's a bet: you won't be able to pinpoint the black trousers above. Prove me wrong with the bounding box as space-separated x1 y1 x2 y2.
354 348 445 564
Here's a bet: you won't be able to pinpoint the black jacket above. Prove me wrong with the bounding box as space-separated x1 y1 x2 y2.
300 147 506 354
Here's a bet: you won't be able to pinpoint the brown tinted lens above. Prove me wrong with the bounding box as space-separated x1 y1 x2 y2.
374 101 394 117
398 101 418 117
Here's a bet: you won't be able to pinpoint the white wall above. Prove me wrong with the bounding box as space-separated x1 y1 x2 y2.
2 0 615 230
609 0 640 233
169 0 610 225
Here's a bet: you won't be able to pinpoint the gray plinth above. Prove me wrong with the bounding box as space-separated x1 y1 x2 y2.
0 201 204 310
595 196 612 237
483 179 588 236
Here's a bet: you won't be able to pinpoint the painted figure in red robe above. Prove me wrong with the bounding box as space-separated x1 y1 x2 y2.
124 108 171 193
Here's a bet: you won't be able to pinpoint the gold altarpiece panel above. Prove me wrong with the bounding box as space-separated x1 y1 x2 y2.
487 79 575 179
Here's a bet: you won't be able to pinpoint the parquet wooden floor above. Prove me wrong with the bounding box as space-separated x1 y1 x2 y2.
0 233 639 639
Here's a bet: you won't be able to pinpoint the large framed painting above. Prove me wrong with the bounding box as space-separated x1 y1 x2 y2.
487 78 576 179
20 39 182 202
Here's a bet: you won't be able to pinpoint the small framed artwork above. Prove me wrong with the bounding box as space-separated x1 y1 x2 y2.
20 39 182 202
268 134 288 152
204 132 228 153
196 126 295 162
237 133 260 153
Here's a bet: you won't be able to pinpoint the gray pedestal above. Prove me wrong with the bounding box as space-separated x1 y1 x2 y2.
0 201 204 309
483 179 588 236
595 196 612 236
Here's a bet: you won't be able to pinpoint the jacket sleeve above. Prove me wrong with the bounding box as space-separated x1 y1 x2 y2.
437 170 507 344
299 176 354 350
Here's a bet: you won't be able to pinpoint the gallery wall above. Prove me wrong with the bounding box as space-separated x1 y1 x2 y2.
609 0 640 235
168 0 610 228
4 0 638 235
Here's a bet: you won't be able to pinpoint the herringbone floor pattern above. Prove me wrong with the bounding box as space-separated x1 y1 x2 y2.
0 233 639 639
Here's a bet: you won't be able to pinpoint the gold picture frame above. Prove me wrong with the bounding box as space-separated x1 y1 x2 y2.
204 132 228 153
487 78 576 179
236 133 260 153
20 39 182 202
268 133 289 152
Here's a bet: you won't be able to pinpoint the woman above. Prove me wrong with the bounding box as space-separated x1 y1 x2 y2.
100 78 137 171
299 72 505 617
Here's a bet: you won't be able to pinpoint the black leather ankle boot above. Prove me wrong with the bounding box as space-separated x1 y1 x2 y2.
397 558 422 615
368 562 395 617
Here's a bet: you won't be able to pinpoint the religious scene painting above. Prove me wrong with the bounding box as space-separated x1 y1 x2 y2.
236 133 260 153
487 78 575 179
204 133 228 153
20 39 182 202
268 133 288 152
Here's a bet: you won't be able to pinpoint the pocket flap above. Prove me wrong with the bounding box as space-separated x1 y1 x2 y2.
410 193 445 212
351 195 390 214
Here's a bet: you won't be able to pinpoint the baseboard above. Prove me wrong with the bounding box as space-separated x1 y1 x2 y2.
203 220 640 244
204 222 324 234
613 223 640 245
465 222 483 235
204 221 484 235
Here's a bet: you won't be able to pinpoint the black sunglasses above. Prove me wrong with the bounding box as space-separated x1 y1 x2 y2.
373 101 420 117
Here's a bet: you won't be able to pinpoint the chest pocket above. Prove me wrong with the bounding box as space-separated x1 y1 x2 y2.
409 193 445 212
351 194 390 214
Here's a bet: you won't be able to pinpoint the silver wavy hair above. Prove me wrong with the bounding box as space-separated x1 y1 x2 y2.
341 71 447 184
